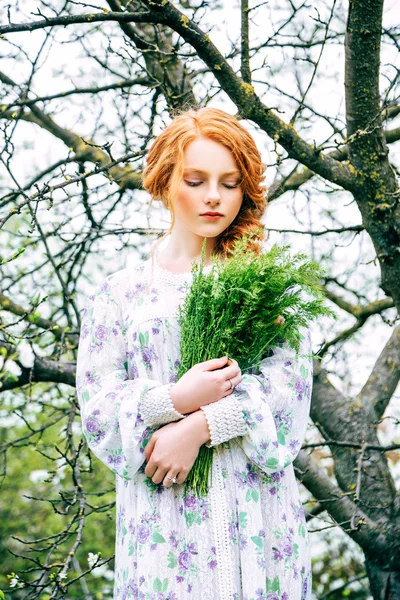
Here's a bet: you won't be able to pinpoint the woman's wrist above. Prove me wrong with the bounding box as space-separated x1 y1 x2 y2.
182 410 211 446
169 383 185 414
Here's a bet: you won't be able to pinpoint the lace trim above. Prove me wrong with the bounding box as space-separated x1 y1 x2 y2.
140 383 187 427
209 447 235 599
150 250 214 286
200 395 247 448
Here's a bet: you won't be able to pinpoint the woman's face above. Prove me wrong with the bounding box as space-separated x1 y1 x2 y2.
171 137 243 240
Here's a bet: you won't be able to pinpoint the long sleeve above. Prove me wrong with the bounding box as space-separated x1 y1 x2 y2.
200 328 313 474
76 276 186 480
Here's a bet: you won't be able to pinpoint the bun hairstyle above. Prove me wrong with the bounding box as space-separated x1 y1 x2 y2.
142 107 267 257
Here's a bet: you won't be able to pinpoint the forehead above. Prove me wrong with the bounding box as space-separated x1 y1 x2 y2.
183 137 239 173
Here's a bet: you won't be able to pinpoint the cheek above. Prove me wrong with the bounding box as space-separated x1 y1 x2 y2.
176 187 197 210
231 192 243 216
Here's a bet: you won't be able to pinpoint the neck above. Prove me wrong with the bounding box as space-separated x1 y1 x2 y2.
161 227 217 267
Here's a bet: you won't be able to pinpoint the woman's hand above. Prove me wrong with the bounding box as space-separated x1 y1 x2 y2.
144 412 209 488
170 356 242 415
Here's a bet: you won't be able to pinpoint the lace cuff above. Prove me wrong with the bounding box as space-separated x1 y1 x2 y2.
200 395 247 448
140 383 187 427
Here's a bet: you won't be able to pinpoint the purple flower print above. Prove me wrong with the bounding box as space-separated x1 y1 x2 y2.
85 370 96 384
273 547 284 561
282 535 293 557
85 416 100 434
142 344 158 366
183 495 198 512
301 577 308 599
107 454 122 467
81 323 89 339
282 594 289 600
246 470 259 488
178 550 191 570
128 519 135 535
95 324 108 341
168 531 179 549
271 470 284 483
176 576 184 583
137 524 151 544
174 359 181 368
295 377 306 400
187 542 198 554
289 439 300 455
266 594 279 600
100 281 109 292
255 413 264 422
208 559 217 569
234 470 246 490
133 331 137 342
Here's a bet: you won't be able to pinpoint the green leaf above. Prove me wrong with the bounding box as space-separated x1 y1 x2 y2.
271 576 280 593
277 431 286 445
152 532 166 543
251 536 263 549
167 552 177 568
239 512 248 529
153 578 162 592
293 543 299 559
300 364 307 378
251 489 259 502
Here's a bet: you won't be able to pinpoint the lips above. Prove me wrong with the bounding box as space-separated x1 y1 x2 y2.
200 212 223 216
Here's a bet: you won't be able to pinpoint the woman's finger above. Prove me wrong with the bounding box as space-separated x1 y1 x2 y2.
144 435 157 462
163 471 181 488
224 372 242 395
274 315 285 325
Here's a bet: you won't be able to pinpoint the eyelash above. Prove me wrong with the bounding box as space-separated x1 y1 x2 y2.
185 181 239 189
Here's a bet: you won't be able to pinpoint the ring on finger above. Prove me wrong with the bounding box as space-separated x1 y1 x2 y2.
166 475 179 485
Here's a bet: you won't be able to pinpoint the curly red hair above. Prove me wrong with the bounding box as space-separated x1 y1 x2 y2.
142 107 267 257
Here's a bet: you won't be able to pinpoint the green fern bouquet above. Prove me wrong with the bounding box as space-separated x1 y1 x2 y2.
177 234 334 498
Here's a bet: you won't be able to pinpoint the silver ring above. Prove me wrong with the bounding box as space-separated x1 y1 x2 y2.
229 379 235 392
167 476 178 484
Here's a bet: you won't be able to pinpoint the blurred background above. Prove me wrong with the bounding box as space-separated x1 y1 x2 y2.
0 1 399 598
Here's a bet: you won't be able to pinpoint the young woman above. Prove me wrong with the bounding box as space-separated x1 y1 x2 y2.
76 107 313 600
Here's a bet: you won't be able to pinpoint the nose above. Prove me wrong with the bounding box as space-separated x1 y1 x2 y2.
204 183 221 205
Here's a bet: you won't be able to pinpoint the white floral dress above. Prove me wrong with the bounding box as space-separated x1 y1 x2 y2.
76 254 314 600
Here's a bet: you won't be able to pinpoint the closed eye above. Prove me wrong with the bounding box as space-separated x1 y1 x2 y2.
185 181 202 187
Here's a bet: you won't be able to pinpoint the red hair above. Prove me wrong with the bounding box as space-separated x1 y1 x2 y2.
142 107 267 257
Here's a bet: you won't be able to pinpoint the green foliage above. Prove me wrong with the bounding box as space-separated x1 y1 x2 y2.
178 234 335 497
0 404 116 598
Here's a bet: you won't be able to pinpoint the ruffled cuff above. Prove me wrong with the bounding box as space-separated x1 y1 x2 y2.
200 395 247 448
140 383 187 427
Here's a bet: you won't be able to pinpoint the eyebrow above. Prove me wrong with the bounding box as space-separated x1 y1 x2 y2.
183 168 241 176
